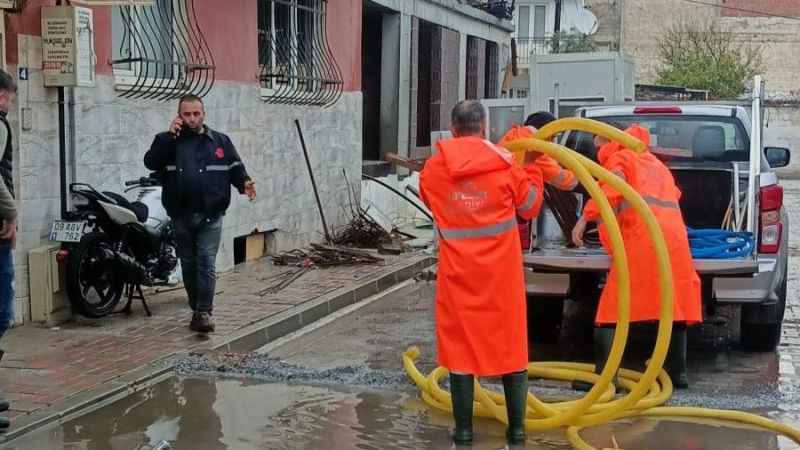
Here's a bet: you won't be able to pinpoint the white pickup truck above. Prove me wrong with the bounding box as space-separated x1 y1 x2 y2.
525 94 791 351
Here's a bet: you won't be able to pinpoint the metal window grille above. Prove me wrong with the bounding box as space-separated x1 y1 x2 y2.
484 41 499 99
465 37 479 100
258 0 343 107
110 0 215 100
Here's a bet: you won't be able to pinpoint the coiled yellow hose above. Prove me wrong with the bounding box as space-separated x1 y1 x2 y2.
403 118 800 449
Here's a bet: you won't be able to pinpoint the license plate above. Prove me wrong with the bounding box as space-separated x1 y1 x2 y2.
49 220 87 243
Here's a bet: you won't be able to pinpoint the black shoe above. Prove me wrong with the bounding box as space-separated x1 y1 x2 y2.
0 415 9 430
189 313 200 331
449 373 474 445
502 370 528 445
666 325 689 389
191 313 215 333
572 327 616 392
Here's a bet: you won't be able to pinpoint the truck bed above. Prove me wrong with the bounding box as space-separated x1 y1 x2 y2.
524 248 759 276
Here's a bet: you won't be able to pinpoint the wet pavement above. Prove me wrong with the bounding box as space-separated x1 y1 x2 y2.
5 374 790 450
6 180 800 449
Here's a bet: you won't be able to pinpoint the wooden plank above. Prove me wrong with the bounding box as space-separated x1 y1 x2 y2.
385 153 425 172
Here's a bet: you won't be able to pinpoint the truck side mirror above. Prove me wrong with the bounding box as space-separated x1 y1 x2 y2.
764 147 791 168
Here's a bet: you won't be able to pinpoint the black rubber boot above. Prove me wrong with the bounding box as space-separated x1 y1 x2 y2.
502 370 528 445
449 373 474 445
665 324 689 389
572 327 616 392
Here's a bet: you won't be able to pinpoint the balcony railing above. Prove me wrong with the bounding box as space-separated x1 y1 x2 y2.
515 33 599 65
467 0 514 21
515 37 554 65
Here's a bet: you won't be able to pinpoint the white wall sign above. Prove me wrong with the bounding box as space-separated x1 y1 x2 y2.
41 6 95 87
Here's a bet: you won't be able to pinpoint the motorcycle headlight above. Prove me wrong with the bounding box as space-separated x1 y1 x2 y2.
71 193 89 208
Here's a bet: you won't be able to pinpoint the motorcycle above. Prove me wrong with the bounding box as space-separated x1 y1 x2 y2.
52 173 178 318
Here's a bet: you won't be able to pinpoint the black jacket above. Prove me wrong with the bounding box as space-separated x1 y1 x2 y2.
144 126 250 218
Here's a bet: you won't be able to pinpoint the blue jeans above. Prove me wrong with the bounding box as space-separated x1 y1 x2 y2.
173 215 223 314
0 241 13 340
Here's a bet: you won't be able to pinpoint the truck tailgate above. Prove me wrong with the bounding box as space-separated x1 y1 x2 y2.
524 248 759 276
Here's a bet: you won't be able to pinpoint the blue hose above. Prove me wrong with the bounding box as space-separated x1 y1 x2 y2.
687 228 755 259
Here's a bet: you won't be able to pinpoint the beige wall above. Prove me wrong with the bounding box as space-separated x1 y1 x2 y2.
585 0 800 99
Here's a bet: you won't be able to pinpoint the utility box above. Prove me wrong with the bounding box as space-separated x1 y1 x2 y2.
41 6 95 87
29 245 71 326
529 52 635 117
479 98 529 143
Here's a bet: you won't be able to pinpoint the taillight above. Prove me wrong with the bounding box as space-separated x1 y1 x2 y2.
56 249 69 264
633 106 682 114
759 185 784 253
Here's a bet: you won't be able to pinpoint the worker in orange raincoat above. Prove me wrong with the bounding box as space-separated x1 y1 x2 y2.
420 100 545 445
498 111 578 191
572 124 701 389
498 111 576 250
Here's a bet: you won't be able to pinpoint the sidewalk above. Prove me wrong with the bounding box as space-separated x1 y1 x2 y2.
0 250 434 441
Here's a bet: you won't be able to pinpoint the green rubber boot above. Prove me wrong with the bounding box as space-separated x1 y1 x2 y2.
572 327 616 392
502 370 528 445
449 373 474 445
665 325 689 389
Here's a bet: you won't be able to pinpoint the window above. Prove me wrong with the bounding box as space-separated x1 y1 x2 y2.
258 0 343 106
518 6 530 38
564 116 750 163
110 0 215 99
484 41 499 99
533 5 546 39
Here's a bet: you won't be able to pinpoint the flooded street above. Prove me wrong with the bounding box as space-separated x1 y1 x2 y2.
4 374 791 450
6 180 800 450
7 279 800 450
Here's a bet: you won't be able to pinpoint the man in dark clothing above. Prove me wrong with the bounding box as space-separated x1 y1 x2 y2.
144 94 255 333
0 69 16 431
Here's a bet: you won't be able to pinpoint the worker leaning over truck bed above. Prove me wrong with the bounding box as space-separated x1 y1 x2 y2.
419 100 545 446
572 124 701 389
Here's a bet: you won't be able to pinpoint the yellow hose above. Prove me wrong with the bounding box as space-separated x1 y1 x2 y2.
402 118 800 449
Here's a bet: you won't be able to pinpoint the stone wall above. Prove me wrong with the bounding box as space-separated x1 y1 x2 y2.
12 61 362 324
584 0 800 99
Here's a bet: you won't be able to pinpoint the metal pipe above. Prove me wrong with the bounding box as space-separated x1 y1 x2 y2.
361 173 434 222
733 162 740 231
746 75 762 234
294 120 332 243
58 87 67 219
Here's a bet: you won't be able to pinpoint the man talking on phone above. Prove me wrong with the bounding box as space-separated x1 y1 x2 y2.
145 94 256 333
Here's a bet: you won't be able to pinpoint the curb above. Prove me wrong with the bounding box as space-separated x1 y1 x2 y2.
1 254 436 444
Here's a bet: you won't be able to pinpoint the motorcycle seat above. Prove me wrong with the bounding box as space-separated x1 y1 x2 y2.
102 192 149 223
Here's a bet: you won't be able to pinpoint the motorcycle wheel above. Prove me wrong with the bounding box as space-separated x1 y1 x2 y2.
66 231 125 318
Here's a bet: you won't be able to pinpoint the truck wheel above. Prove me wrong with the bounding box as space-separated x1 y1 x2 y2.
740 277 787 352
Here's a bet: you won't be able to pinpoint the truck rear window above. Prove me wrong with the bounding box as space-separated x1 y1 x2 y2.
564 115 750 163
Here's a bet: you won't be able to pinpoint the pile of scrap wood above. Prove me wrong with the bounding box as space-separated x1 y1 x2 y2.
272 244 383 267
334 169 414 253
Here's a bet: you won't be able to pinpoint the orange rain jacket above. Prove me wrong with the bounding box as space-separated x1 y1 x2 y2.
420 137 545 376
583 125 701 325
498 125 578 191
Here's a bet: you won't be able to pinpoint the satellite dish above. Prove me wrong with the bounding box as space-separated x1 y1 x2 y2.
574 8 599 35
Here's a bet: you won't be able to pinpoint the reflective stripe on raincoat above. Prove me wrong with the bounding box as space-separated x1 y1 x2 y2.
583 125 701 325
420 136 545 376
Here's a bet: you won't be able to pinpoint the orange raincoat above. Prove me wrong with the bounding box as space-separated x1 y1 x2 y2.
498 125 577 191
420 137 545 376
584 125 701 325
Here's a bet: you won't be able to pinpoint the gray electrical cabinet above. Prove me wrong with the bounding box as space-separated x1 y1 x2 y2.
529 52 635 118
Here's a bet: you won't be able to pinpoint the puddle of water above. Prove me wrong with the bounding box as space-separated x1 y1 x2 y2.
4 376 794 450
